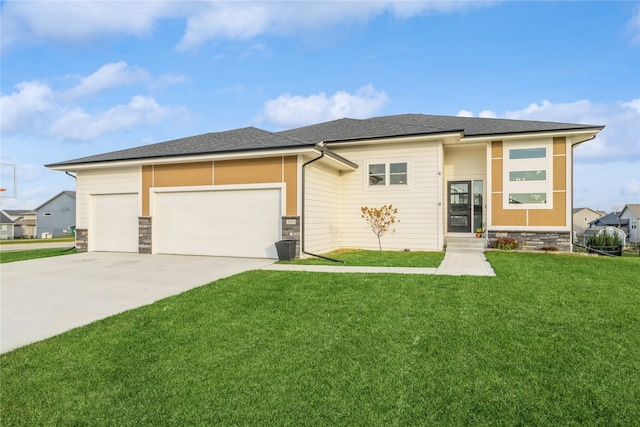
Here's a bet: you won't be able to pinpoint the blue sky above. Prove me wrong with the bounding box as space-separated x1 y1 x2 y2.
1 1 639 212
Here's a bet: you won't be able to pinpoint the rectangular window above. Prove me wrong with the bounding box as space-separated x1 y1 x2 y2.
368 164 386 186
509 147 546 159
503 140 553 210
368 162 408 187
43 212 52 216
632 219 637 230
509 170 546 181
509 193 547 205
389 163 407 185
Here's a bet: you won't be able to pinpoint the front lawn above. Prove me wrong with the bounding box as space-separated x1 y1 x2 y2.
281 248 445 267
1 253 638 425
0 247 77 264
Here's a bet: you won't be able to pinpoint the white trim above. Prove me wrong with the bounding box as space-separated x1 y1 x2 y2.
490 225 571 232
461 128 601 144
502 139 553 210
363 158 413 191
49 147 321 171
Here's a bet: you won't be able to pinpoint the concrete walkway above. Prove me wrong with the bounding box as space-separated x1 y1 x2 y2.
264 248 496 277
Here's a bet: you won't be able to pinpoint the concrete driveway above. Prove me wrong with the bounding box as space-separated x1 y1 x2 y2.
1 252 274 353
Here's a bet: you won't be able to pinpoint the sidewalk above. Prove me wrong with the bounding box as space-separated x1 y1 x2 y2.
264 249 496 277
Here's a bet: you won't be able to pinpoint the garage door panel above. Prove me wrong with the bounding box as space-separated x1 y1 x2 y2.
154 188 281 258
91 193 139 253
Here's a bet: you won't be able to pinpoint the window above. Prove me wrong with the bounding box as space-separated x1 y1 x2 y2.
632 219 637 230
509 193 547 204
503 141 552 209
368 162 408 187
43 212 52 216
509 170 546 181
509 147 546 159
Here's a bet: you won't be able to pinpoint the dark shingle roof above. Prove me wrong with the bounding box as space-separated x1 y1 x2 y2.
47 127 310 167
47 114 603 167
279 114 603 144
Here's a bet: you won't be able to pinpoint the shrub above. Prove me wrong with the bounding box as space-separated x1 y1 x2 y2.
493 237 518 250
587 232 622 248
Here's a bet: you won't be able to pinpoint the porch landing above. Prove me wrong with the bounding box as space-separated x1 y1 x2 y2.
437 235 495 276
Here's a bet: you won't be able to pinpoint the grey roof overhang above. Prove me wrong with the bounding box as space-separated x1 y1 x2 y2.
46 127 313 168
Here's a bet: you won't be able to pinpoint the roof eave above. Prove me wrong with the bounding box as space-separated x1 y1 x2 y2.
46 144 317 171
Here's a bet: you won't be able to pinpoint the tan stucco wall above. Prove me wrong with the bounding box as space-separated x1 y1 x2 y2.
491 138 567 228
141 156 298 217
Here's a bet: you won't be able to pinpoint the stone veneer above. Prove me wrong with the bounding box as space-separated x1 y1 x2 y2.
75 228 88 252
488 230 571 251
281 216 300 258
138 217 152 254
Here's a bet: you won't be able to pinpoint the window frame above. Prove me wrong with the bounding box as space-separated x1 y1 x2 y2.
365 159 411 190
502 140 553 210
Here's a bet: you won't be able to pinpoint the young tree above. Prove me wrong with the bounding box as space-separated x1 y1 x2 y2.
360 204 399 251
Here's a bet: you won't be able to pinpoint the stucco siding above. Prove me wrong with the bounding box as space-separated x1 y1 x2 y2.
76 166 140 228
304 162 341 254
332 141 441 251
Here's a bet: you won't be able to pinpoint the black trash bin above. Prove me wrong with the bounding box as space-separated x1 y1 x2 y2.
275 240 297 261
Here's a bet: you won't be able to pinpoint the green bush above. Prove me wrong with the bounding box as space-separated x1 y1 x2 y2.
587 231 622 248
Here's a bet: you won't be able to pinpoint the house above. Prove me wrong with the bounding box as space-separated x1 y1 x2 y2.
0 211 15 240
34 191 76 238
619 204 640 243
0 209 36 239
572 207 605 239
46 114 604 258
585 211 630 244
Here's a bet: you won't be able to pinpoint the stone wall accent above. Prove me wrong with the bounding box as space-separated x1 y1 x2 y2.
281 216 300 258
138 217 152 254
75 228 88 252
488 230 571 252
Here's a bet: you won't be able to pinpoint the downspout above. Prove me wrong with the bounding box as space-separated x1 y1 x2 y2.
65 171 76 180
301 148 345 263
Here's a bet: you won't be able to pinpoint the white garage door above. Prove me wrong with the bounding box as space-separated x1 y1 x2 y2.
154 188 281 258
90 193 139 253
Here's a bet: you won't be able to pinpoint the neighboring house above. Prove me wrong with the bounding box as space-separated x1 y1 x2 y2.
619 204 640 243
34 191 76 238
572 207 605 239
1 209 36 239
0 212 15 240
585 211 630 243
46 114 604 258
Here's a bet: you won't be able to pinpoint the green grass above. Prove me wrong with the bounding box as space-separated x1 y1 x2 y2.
281 248 445 267
1 253 639 426
0 236 74 245
0 247 77 263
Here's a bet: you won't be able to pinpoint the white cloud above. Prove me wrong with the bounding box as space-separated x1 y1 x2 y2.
259 84 390 128
63 61 150 100
1 62 181 140
0 81 55 133
1 1 189 51
1 1 499 52
51 96 171 141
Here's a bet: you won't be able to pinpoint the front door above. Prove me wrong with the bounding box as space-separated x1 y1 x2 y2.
448 181 471 232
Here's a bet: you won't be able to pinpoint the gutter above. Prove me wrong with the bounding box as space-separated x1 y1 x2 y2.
300 147 345 264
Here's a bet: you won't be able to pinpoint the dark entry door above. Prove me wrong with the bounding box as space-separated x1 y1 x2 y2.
448 181 472 232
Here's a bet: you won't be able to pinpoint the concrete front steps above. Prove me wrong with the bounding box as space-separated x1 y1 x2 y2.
444 235 487 253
